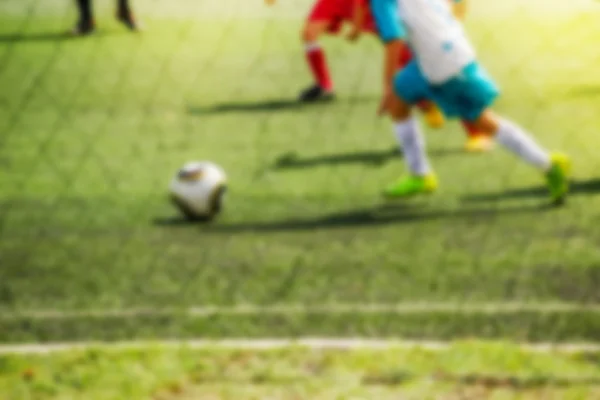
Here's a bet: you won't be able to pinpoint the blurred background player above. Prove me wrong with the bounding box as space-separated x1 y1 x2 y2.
371 0 570 203
297 0 368 103
266 0 386 103
72 0 139 36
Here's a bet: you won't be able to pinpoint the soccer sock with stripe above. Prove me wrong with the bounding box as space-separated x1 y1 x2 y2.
495 118 551 170
393 117 432 176
305 43 333 92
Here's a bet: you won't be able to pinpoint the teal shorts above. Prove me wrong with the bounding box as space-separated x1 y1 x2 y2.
393 61 500 122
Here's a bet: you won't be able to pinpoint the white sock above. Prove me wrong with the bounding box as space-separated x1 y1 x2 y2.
393 117 431 176
495 119 551 171
305 42 321 52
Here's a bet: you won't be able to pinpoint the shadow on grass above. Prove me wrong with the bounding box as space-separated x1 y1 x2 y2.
0 29 127 43
0 31 122 43
431 373 600 389
154 203 553 233
187 96 375 115
272 147 464 169
364 371 600 389
272 148 400 169
462 178 600 203
0 32 74 43
579 352 600 366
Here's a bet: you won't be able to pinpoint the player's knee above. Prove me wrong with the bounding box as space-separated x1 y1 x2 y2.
471 109 500 133
302 24 320 42
389 94 411 121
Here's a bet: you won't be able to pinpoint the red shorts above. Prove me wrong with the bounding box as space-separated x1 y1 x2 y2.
307 0 414 67
307 0 377 34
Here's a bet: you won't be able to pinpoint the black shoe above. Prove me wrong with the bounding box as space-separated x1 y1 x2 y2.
298 85 335 103
117 9 140 31
71 19 95 36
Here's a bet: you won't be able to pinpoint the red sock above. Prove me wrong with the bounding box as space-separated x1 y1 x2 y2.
305 45 333 91
461 120 481 138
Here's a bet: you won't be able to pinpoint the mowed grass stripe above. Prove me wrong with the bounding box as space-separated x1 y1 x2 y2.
3 338 600 355
2 302 600 320
3 305 600 344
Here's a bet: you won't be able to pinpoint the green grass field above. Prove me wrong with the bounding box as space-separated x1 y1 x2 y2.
3 342 600 399
1 0 600 346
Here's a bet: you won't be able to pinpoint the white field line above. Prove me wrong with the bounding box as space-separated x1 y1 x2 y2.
1 302 600 320
1 338 600 355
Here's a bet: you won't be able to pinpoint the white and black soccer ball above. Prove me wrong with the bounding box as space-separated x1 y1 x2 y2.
169 161 227 221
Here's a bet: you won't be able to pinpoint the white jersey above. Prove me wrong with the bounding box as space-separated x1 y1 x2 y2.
398 0 476 83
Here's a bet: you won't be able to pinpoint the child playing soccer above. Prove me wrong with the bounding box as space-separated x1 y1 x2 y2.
267 0 493 152
371 0 570 204
357 0 493 151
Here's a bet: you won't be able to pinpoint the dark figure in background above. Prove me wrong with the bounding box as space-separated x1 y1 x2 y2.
73 0 139 35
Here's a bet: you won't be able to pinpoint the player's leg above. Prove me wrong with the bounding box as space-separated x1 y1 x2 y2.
299 1 339 102
462 120 494 152
471 110 570 204
72 0 95 35
116 0 139 31
383 62 438 198
299 20 336 102
396 46 491 150
449 0 495 152
453 63 570 204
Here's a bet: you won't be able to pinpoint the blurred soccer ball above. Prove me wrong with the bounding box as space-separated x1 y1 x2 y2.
169 161 227 221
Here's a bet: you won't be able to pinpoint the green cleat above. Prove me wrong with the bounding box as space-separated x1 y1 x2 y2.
383 173 438 198
545 152 571 205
